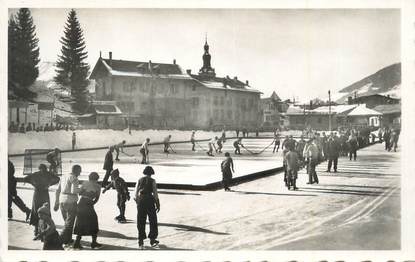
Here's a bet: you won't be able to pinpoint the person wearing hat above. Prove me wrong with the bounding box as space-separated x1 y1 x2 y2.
102 146 115 186
35 202 63 250
103 169 130 223
285 146 300 190
8 159 31 221
24 164 60 239
54 164 81 246
190 131 196 151
140 138 150 164
305 139 319 184
134 166 160 249
221 152 234 191
73 172 102 249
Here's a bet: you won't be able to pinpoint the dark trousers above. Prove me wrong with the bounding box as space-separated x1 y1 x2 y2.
140 150 147 164
163 143 169 153
117 194 126 218
8 192 30 218
102 169 112 185
115 148 120 160
234 146 240 155
72 142 75 150
59 202 77 244
191 139 195 151
349 150 357 160
136 199 158 242
222 173 232 189
273 142 280 153
308 160 319 184
327 157 338 171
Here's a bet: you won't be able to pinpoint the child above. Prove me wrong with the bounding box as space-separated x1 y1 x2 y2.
103 169 130 223
35 202 63 250
221 152 234 191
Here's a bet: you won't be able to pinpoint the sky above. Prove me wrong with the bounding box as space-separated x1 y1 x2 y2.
9 8 400 102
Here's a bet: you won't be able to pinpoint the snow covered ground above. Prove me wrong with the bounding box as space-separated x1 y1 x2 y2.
8 143 400 251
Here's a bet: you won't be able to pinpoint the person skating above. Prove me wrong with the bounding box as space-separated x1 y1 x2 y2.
102 169 130 223
134 166 160 249
24 164 60 239
190 131 196 151
305 139 319 184
326 133 341 172
54 164 81 246
73 172 102 249
233 138 243 155
46 148 60 175
102 146 114 186
221 152 234 191
217 137 224 153
8 159 31 221
35 203 63 250
140 138 150 164
221 128 226 143
114 140 126 161
273 132 281 153
285 147 300 190
207 137 217 156
72 132 76 150
163 135 172 153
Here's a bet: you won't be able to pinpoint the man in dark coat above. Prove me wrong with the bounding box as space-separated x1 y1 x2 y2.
326 134 341 172
102 146 114 186
221 152 234 191
8 159 31 221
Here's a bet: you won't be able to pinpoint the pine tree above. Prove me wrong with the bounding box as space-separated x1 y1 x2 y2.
55 9 90 112
9 8 39 98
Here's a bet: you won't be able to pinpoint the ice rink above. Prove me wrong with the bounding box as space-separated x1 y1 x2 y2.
9 137 283 186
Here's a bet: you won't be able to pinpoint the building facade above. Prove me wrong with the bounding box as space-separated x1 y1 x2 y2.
260 91 289 130
90 40 261 129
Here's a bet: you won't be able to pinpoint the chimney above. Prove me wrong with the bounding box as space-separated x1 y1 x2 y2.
245 80 249 86
148 60 152 73
347 96 353 105
109 52 112 66
173 59 176 65
99 51 102 58
234 76 238 81
186 69 191 75
226 75 230 80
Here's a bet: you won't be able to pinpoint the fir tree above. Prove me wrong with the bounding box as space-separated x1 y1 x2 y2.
9 8 39 98
55 9 90 112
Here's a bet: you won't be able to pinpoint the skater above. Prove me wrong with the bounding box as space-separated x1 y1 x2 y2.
285 147 299 190
140 138 150 164
102 169 130 223
326 134 341 172
190 131 196 151
273 132 281 153
163 135 172 153
217 136 224 153
134 166 160 249
102 146 114 186
207 137 217 156
114 140 126 161
233 138 243 155
24 164 60 239
46 148 60 175
35 203 63 250
348 132 358 161
73 172 103 249
221 128 226 143
8 159 31 221
72 132 76 150
236 128 240 138
54 164 81 246
305 139 319 184
221 152 234 191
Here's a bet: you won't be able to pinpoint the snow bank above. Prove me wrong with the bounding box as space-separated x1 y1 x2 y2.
8 129 233 155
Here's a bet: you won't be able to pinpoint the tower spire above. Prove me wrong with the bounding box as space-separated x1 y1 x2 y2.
199 34 215 77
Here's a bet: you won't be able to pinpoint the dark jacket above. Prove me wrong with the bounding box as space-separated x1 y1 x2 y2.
103 150 113 170
326 138 341 158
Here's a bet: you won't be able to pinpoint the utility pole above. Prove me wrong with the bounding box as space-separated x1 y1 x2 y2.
328 90 332 132
128 85 132 135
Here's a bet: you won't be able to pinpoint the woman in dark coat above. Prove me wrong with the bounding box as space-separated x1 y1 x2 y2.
73 172 102 249
221 152 234 191
23 164 60 238
134 166 160 249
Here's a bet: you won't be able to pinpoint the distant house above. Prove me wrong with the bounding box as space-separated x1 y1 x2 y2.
373 104 401 127
8 100 54 128
346 104 382 127
260 91 289 130
349 94 400 109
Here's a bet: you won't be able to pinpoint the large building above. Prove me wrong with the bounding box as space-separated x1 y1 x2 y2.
260 91 289 130
89 39 261 129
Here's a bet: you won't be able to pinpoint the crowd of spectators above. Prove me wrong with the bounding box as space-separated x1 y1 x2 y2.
9 122 75 133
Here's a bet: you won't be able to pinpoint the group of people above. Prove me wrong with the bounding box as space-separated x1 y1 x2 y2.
378 127 400 152
8 158 161 250
9 121 75 133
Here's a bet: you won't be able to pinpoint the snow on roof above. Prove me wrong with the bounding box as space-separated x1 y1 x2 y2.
91 102 123 115
109 69 194 80
347 104 382 116
373 104 401 114
285 105 304 115
311 104 358 114
196 80 261 94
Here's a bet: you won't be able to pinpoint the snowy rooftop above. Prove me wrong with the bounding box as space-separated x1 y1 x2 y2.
311 104 358 115
347 104 382 116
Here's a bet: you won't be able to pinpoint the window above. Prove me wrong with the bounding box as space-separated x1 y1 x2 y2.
227 110 232 120
192 85 196 91
214 109 219 119
228 97 232 106
170 85 177 94
192 97 200 108
213 96 219 106
220 96 224 106
241 98 247 111
318 117 322 123
220 109 224 120
123 81 129 92
249 98 254 108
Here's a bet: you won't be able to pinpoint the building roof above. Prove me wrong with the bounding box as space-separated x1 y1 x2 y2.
285 105 305 115
311 104 358 115
91 101 123 115
347 104 382 116
191 74 261 94
372 104 401 114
